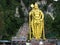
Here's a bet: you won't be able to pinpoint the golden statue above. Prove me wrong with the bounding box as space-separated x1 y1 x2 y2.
29 3 46 40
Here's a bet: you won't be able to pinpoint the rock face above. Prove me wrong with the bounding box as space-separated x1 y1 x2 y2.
16 0 29 38
12 0 29 41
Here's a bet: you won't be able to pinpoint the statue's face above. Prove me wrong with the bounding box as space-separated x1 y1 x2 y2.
34 3 38 9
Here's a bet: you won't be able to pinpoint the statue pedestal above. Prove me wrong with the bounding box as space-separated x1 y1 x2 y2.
30 39 57 45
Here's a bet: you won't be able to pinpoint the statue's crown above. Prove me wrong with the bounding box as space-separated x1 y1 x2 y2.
34 3 38 7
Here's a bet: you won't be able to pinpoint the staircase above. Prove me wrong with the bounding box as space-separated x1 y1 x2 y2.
16 23 29 38
12 23 29 41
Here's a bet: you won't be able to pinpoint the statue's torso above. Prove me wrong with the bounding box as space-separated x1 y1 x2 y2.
32 9 41 23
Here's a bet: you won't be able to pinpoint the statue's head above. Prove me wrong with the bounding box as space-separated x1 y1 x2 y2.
34 3 38 9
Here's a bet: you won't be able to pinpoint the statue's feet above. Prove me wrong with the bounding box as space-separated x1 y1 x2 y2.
43 38 46 40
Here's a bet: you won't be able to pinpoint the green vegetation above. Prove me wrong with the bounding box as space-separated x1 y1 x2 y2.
0 0 24 40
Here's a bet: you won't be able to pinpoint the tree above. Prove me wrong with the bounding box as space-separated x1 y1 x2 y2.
0 0 24 40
